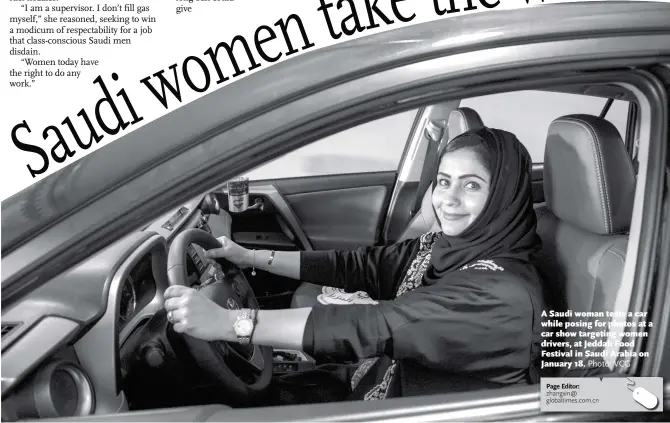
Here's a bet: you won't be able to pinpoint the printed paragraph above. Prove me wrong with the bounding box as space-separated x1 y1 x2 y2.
540 310 652 372
8 0 157 87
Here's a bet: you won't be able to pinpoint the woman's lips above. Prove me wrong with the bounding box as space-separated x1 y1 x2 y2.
440 211 468 221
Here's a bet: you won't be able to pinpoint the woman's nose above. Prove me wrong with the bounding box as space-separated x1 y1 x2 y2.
441 188 461 207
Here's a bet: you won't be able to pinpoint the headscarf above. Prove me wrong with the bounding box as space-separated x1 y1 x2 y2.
423 127 541 285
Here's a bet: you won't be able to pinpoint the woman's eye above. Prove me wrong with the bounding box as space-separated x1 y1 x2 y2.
439 179 449 187
464 181 481 190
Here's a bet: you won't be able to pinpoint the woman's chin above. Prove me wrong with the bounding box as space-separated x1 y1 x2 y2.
440 224 464 237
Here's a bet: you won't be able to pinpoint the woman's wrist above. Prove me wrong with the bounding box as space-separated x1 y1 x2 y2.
242 248 255 268
239 249 300 280
244 249 270 271
217 308 238 341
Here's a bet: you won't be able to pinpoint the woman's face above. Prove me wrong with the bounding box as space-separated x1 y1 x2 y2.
432 148 491 236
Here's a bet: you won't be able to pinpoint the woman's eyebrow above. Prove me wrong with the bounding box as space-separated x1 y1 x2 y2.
437 172 488 183
460 173 488 182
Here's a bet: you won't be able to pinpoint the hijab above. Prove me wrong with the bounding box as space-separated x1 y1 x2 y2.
423 127 541 285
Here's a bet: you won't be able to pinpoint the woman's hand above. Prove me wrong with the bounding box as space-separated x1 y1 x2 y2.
204 236 252 268
163 285 235 341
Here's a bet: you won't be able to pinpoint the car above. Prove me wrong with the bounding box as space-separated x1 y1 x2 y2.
2 1 669 421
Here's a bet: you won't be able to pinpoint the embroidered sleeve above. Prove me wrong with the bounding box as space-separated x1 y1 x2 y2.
299 238 417 300
303 271 536 379
386 279 534 375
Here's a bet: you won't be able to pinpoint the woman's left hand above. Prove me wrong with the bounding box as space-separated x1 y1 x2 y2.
163 285 234 341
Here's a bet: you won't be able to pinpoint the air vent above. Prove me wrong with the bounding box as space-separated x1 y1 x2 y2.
1 322 21 338
161 206 190 231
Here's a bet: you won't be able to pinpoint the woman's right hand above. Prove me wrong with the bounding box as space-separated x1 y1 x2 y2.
204 236 252 268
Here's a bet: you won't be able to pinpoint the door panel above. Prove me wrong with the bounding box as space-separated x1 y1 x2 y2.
221 187 313 252
233 109 419 252
285 185 388 250
274 171 395 195
213 173 396 309
276 171 396 250
213 186 309 309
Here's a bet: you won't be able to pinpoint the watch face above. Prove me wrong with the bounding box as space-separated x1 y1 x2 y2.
234 318 253 336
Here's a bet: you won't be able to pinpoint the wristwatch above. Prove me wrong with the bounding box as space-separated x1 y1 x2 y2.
233 308 258 344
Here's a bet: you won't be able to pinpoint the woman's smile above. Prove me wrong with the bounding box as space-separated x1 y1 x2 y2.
439 211 468 221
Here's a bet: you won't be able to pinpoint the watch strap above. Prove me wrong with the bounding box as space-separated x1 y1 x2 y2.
247 308 258 343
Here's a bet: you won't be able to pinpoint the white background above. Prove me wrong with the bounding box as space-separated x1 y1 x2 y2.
0 0 652 202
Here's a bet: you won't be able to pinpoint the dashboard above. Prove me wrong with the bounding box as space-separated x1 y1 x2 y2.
0 183 308 421
0 193 228 421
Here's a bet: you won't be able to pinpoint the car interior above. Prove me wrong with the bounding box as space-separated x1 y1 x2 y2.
0 82 652 421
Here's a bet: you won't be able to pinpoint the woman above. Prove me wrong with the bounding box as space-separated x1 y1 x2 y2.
163 127 545 401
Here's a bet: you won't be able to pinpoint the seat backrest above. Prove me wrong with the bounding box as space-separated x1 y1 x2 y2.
534 114 636 375
398 107 485 241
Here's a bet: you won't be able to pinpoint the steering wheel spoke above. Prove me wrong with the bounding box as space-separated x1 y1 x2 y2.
223 342 266 375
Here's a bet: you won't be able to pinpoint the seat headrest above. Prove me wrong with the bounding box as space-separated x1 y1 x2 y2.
544 114 636 235
447 107 485 140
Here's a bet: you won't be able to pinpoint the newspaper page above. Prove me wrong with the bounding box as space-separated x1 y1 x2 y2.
1 0 667 421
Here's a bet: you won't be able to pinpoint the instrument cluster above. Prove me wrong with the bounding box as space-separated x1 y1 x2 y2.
118 253 157 330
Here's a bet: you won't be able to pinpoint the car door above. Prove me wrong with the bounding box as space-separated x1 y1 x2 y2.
216 105 463 308
224 102 465 255
227 109 419 254
209 110 420 307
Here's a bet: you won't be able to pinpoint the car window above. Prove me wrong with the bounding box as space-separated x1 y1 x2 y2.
459 91 630 163
244 110 418 180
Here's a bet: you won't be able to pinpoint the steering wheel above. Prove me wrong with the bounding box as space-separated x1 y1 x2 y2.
166 228 273 404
